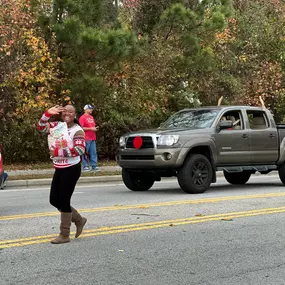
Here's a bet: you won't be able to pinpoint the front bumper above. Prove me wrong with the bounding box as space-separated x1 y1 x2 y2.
116 147 187 169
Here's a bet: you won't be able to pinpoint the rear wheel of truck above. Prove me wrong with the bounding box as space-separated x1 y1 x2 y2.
177 154 213 194
122 168 155 191
223 171 251 185
278 163 285 185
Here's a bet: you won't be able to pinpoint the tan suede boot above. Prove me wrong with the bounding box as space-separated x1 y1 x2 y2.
71 207 87 238
51 212 72 244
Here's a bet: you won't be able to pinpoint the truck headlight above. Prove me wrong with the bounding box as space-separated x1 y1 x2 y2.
157 135 179 146
119 136 126 147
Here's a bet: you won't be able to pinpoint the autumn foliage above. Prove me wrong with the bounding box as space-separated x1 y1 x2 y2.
0 0 60 117
0 0 284 162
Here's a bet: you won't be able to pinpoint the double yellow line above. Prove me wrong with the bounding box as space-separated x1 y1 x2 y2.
2 192 285 221
2 206 285 249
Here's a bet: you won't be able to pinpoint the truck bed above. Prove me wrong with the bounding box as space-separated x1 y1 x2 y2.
277 124 285 144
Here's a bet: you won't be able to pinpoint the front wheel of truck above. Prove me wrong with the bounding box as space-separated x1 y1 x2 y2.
278 163 285 185
177 154 213 194
223 171 251 185
122 168 155 191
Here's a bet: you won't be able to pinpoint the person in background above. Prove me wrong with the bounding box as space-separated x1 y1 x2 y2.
37 105 87 244
0 103 8 189
79 104 100 172
0 143 8 189
0 172 8 189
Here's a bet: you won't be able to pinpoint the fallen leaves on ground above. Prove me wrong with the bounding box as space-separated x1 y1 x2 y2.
139 206 150 209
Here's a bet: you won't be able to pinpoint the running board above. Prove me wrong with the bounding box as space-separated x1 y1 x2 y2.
217 165 278 173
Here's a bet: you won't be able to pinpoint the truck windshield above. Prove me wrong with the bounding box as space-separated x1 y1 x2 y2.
160 109 219 129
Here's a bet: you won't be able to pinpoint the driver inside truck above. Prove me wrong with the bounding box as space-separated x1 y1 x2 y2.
220 113 241 130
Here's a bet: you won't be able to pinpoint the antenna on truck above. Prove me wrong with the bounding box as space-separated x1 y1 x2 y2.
259 96 266 108
217 96 223 106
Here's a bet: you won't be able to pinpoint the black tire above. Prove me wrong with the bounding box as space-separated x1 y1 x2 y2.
223 171 251 185
278 163 285 185
177 154 213 194
122 168 154 191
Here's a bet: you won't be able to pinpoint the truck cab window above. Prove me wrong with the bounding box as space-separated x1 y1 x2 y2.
220 111 243 130
247 111 268 129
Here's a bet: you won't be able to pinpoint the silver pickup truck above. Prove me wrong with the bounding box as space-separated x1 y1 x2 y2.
116 106 285 194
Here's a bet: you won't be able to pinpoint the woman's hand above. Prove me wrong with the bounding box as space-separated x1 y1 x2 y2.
47 105 64 116
49 147 55 158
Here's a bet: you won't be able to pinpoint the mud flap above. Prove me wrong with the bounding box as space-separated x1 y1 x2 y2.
212 168 217 183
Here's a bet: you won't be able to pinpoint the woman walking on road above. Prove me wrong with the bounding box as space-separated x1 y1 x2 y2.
37 105 87 244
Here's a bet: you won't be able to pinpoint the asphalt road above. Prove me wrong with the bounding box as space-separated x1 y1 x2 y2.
1 175 285 285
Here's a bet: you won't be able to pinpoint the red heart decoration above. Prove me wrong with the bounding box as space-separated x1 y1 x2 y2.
133 136 143 149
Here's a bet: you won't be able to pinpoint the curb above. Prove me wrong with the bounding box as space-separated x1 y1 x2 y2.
3 171 280 189
6 175 123 188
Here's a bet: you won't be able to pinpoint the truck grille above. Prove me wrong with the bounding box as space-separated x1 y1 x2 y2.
121 155 154 160
126 136 154 149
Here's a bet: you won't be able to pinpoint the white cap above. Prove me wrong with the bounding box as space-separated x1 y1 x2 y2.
84 104 94 110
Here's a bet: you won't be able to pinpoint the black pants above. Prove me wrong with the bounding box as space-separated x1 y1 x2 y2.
50 163 81 212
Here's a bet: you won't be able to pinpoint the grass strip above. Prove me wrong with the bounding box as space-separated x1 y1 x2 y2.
7 171 121 181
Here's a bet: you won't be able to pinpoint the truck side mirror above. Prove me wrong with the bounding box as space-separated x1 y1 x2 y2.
218 120 233 131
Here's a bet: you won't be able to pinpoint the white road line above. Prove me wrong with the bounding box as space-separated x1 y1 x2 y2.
0 188 50 192
0 176 281 193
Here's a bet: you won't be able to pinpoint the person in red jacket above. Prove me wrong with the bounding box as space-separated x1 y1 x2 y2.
79 104 100 172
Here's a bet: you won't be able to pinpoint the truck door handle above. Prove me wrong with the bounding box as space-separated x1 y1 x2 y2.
269 134 275 138
242 134 248 139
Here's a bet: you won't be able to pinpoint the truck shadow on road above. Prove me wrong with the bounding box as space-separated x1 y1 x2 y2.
208 182 283 193
143 182 284 195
